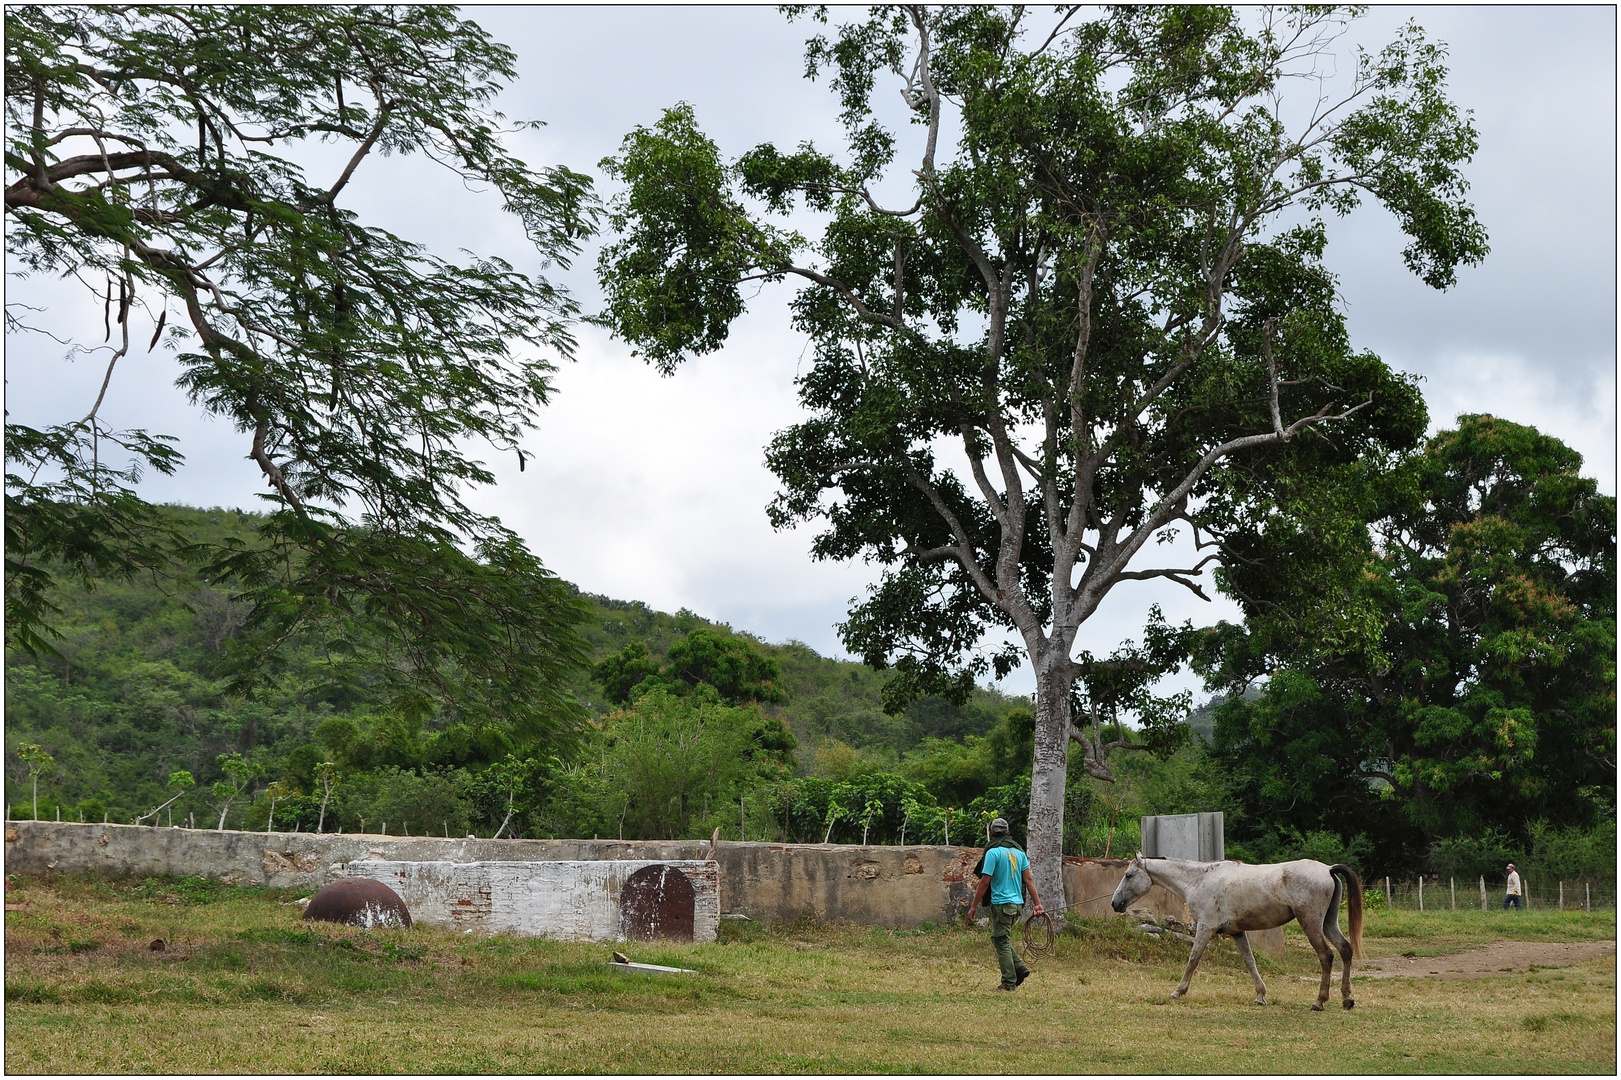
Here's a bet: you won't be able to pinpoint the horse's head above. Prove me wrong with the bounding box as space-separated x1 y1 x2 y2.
1111 852 1152 913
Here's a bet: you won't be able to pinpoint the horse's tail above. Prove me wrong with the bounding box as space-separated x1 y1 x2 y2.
1329 864 1363 959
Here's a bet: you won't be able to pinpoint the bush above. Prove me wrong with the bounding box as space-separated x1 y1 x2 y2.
538 689 795 841
770 773 938 844
1429 828 1522 881
333 767 473 837
1067 815 1141 860
963 778 1030 845
132 875 221 904
1524 820 1616 883
1225 827 1371 871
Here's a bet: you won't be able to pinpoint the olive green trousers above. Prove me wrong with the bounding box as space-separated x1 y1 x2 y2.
988 902 1030 989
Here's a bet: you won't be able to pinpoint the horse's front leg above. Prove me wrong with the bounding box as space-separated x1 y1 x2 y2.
1172 927 1216 1000
1232 932 1267 1005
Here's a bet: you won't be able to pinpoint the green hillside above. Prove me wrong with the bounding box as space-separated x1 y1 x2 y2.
3 505 1030 835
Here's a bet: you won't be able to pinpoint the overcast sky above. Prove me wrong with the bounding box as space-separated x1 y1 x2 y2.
8 6 1615 698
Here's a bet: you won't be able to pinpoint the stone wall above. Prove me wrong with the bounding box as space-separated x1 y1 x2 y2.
345 859 721 943
4 821 1187 930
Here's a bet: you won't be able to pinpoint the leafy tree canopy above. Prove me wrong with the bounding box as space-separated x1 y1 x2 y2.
593 627 790 707
5 5 595 746
595 4 1486 906
1196 415 1616 865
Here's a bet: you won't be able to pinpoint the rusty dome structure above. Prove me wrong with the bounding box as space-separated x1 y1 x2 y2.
303 876 412 928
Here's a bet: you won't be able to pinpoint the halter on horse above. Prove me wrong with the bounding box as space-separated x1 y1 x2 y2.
1111 854 1363 1010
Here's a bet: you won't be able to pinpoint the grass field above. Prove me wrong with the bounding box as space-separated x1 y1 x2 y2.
5 872 1615 1074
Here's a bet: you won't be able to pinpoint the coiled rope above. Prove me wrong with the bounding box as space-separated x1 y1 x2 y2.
1014 891 1124 963
1019 910 1057 961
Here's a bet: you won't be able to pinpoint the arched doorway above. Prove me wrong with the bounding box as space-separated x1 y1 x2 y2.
619 864 696 942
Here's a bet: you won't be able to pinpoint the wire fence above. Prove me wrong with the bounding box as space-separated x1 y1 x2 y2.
1369 875 1616 912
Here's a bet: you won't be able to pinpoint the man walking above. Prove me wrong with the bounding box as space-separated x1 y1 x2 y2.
1504 863 1524 910
966 817 1044 991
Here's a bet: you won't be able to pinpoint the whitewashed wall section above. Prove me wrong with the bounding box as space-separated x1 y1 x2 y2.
342 859 720 943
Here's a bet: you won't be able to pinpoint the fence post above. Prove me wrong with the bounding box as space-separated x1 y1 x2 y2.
1418 876 1424 911
1585 882 1590 912
1480 875 1486 910
1560 881 1564 910
1451 877 1456 910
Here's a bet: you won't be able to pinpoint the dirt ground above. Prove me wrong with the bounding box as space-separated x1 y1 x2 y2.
1350 939 1615 981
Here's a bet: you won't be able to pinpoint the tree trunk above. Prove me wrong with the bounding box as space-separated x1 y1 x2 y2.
1025 649 1073 924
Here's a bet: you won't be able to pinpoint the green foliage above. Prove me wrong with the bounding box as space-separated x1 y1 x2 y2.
1071 610 1199 766
963 779 1031 846
6 5 594 736
1430 821 1621 887
594 627 788 706
769 773 936 845
1198 416 1616 873
1524 821 1616 884
342 768 473 838
542 689 793 841
3 503 1039 840
1428 828 1521 883
595 103 755 372
209 752 263 829
15 741 55 818
132 875 222 906
595 6 1473 715
134 770 195 827
1226 827 1373 871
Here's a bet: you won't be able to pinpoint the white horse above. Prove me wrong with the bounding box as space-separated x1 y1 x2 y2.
1111 854 1364 1010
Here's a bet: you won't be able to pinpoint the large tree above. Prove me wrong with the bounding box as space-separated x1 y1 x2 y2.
6 7 594 749
596 5 1486 907
1197 415 1616 868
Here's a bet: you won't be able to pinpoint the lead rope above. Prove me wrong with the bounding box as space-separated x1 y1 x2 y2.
1015 892 1120 963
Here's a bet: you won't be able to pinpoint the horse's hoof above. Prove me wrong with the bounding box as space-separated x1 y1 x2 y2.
1310 1003 1324 1012
1343 999 1355 1010
1253 998 1266 1006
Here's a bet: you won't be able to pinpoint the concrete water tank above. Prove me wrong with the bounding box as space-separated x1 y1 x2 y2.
1139 812 1224 862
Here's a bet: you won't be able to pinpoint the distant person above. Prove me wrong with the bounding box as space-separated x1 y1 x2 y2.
1504 863 1524 910
966 817 1045 991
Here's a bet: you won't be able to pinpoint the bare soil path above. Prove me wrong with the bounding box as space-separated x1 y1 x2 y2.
1350 939 1615 981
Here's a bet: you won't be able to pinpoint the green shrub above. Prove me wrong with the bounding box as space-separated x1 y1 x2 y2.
1524 820 1616 883
1429 828 1521 881
131 875 221 905
334 767 473 837
174 875 222 904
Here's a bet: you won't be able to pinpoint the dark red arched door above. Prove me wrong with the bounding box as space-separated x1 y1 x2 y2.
619 864 696 943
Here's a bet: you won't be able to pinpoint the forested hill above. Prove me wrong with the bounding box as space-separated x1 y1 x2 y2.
4 504 1027 826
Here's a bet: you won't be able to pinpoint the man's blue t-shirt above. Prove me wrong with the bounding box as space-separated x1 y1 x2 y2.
985 845 1030 906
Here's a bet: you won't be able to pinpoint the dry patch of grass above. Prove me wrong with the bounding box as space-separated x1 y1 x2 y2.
5 872 1615 1074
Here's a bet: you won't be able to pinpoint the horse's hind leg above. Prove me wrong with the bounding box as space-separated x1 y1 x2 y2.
1299 916 1335 1011
1172 927 1216 1001
1233 932 1267 1005
1323 910 1355 1009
